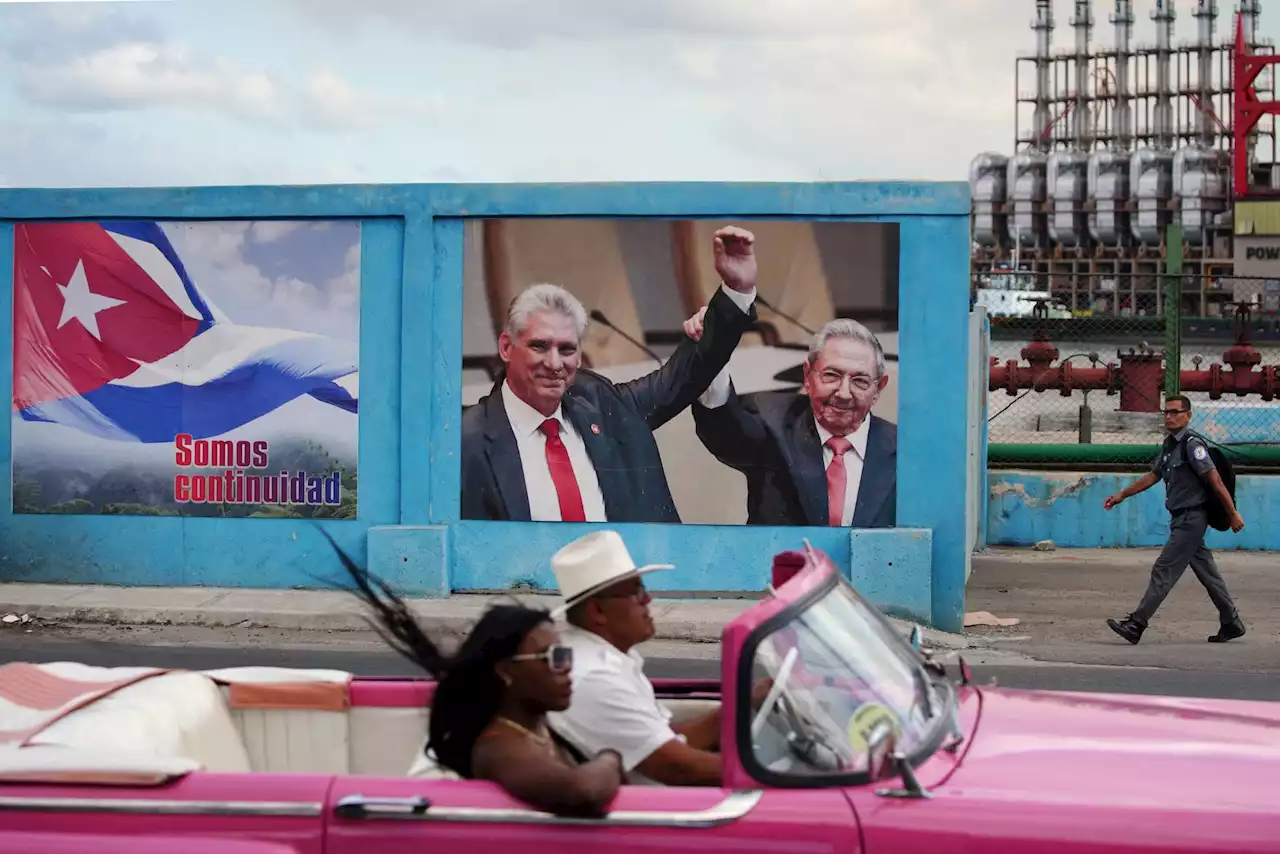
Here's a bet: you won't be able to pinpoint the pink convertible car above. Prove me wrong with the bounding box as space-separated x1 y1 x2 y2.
1 544 1278 853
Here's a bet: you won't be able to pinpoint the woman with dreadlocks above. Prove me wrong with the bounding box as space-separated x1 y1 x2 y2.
322 532 624 818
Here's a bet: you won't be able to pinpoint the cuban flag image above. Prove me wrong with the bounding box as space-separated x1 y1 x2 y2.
12 220 359 443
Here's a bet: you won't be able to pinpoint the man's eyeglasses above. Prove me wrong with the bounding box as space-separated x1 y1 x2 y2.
509 644 574 673
1162 408 1189 416
594 584 649 602
817 370 876 393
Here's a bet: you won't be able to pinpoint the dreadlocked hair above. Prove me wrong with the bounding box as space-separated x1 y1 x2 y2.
318 528 553 779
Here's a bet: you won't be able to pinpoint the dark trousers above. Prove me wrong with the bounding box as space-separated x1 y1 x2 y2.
1132 507 1238 626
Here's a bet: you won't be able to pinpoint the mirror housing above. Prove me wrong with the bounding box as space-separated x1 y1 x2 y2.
868 717 933 800
865 718 899 783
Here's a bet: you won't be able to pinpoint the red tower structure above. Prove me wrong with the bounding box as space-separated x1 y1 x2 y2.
1234 11 1280 196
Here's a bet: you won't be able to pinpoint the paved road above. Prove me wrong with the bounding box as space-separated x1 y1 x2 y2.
4 633 1279 701
967 547 1278 674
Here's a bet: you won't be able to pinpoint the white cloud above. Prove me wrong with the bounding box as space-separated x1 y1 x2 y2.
301 69 442 131
248 221 307 244
160 221 359 344
3 6 439 133
15 41 286 122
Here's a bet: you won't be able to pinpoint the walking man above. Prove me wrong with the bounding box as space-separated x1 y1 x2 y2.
1102 394 1246 644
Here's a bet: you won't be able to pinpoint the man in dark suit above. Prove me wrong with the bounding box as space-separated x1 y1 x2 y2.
461 226 760 523
689 318 896 528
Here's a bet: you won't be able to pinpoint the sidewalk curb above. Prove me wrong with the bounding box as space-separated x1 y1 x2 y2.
0 595 979 652
973 546 1276 567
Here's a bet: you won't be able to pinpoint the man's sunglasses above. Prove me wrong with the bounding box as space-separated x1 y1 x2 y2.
509 644 574 673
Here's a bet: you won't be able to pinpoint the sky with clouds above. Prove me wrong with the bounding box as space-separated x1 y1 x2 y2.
4 0 1274 189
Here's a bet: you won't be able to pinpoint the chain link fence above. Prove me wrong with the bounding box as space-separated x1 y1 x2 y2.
981 272 1280 470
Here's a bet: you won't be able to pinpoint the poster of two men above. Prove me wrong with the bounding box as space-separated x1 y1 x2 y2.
459 218 899 530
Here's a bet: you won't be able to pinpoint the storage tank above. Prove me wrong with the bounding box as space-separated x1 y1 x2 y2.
1006 152 1048 249
1130 148 1175 246
1174 144 1229 247
970 152 1010 249
1089 149 1132 247
1048 150 1090 248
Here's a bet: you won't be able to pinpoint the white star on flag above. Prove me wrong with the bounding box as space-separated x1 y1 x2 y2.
56 259 126 341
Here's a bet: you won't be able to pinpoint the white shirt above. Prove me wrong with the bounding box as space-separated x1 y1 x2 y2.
545 625 683 786
501 380 608 522
699 374 870 527
504 283 756 522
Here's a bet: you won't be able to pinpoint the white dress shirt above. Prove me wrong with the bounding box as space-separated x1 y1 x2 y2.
545 625 684 786
503 283 755 522
500 380 608 522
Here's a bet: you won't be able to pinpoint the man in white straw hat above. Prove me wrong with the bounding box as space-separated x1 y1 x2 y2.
544 530 767 787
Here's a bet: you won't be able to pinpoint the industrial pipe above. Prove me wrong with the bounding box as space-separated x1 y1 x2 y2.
989 301 1280 411
989 347 1279 410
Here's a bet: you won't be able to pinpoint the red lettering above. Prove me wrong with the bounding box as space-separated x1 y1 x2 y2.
174 434 193 467
252 441 268 469
191 476 206 503
207 476 223 503
174 474 190 502
193 441 209 467
209 440 234 467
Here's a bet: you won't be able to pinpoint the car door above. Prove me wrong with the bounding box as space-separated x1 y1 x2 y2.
325 777 864 854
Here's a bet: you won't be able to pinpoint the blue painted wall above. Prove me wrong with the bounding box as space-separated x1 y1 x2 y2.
988 470 1280 550
0 182 972 632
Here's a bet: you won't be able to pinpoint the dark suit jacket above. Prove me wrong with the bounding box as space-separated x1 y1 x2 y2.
691 386 897 528
461 286 757 523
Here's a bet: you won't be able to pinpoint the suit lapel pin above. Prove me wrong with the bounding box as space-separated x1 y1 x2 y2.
590 423 601 435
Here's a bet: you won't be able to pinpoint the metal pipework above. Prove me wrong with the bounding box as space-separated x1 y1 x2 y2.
1152 0 1176 148
1112 0 1135 149
1240 0 1261 46
1033 0 1055 152
988 304 1280 411
1071 0 1094 148
1193 0 1218 146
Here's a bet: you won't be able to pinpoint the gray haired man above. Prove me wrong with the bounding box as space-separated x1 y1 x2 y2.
689 317 897 528
461 226 760 523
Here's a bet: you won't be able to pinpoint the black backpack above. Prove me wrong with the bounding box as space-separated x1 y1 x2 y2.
1181 431 1237 532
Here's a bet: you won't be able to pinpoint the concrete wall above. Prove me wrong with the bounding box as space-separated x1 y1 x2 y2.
0 182 974 632
988 470 1280 550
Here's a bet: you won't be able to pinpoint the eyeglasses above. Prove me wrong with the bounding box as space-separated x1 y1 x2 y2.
594 584 649 602
1162 408 1189 416
816 369 877 393
509 644 574 673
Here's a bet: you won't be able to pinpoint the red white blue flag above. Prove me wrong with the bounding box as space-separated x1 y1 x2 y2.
12 220 358 442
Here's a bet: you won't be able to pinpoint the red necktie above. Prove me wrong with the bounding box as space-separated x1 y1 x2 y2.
825 436 852 527
540 419 586 522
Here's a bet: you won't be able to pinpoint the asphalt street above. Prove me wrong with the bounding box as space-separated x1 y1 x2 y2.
4 631 1279 701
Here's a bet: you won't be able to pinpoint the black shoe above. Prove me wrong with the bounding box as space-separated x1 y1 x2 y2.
1208 616 1246 643
1107 616 1145 644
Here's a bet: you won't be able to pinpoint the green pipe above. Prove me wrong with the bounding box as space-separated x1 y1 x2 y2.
989 443 1280 466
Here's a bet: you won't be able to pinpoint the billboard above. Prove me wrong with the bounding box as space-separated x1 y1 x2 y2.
11 219 360 519
460 218 899 527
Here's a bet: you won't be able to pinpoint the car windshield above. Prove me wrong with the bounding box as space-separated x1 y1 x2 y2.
744 575 948 779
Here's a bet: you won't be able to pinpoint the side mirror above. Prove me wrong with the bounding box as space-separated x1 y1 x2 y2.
865 718 898 783
868 718 932 800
